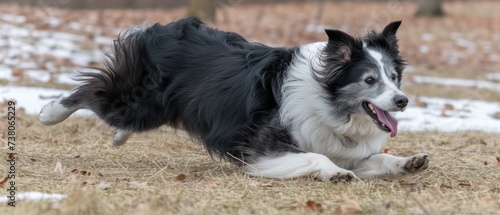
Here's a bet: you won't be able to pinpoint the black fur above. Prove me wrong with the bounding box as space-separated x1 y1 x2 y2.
61 17 301 162
313 21 406 118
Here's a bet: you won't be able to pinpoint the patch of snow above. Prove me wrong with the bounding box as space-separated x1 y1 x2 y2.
68 21 82 30
0 86 93 116
46 17 61 27
0 67 18 81
404 66 415 73
52 32 86 42
485 73 500 82
455 38 475 51
398 97 500 133
489 54 500 62
57 73 82 85
420 33 434 41
24 70 51 82
481 42 492 53
0 192 67 203
95 36 114 45
0 14 26 24
413 75 500 92
419 45 430 54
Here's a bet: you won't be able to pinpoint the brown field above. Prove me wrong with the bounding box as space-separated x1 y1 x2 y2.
1 1 500 214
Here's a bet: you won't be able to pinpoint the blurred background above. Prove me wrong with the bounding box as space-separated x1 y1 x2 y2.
0 0 499 132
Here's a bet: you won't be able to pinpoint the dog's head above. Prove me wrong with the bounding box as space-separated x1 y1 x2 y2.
316 21 407 137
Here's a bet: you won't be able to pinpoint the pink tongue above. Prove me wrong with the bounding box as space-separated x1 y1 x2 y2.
374 107 398 137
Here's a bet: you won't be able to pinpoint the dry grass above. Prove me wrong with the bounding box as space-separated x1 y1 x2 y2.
0 115 499 214
1 1 500 214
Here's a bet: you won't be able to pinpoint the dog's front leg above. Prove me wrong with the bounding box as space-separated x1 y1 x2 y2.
353 153 429 179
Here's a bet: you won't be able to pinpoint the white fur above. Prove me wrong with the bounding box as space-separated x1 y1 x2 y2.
110 129 132 147
39 98 77 126
280 43 389 170
366 48 407 111
244 152 355 181
354 153 429 179
276 42 428 180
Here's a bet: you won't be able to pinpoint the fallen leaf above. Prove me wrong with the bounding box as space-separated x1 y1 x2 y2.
384 202 392 209
332 194 363 215
81 170 91 176
443 103 454 110
414 96 428 108
12 68 24 79
458 181 471 187
491 112 500 120
70 169 91 176
304 200 323 213
383 148 390 153
175 173 187 181
96 182 111 190
483 161 488 166
0 176 8 188
496 157 500 163
175 172 204 182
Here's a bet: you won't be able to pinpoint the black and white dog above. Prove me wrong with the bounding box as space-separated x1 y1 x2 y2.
39 18 428 181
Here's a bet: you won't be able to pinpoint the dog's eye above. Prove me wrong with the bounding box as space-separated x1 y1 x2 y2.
365 77 375 85
391 74 397 81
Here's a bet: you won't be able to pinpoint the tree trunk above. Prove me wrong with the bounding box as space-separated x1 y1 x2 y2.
187 0 216 23
415 0 444 17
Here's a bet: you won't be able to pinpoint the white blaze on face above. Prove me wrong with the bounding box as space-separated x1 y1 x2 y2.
366 49 401 91
366 48 406 111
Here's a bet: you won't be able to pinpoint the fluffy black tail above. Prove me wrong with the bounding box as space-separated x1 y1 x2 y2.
61 26 165 131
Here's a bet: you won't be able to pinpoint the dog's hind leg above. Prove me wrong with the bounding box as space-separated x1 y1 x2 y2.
109 129 133 147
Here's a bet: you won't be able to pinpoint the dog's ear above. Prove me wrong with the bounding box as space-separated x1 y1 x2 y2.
324 29 356 63
382 21 402 46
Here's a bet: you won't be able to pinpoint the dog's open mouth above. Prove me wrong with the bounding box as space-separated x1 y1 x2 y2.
362 101 398 137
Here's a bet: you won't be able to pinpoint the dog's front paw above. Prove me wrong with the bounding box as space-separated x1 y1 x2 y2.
404 153 429 173
329 171 358 183
315 167 359 182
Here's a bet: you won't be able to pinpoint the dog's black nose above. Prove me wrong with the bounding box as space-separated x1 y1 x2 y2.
393 95 409 109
